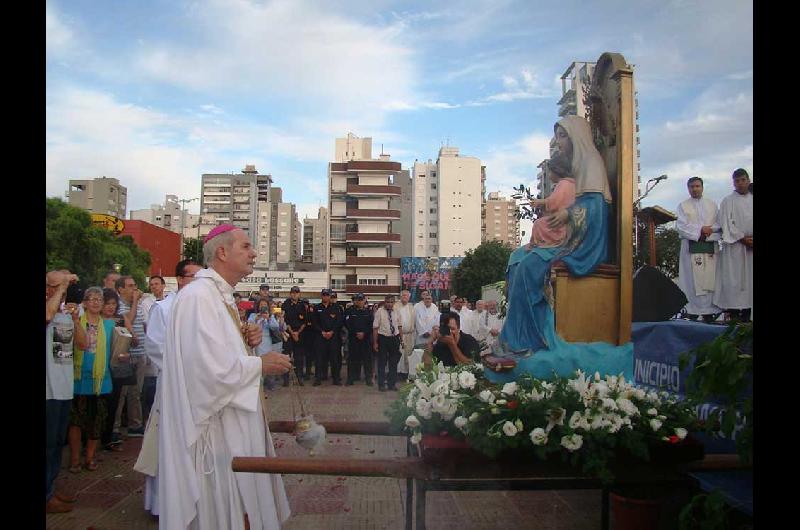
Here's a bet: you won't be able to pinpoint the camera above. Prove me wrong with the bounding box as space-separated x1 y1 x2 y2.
65 284 84 304
439 323 451 336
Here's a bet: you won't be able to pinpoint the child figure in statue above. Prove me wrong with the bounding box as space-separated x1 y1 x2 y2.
526 152 575 250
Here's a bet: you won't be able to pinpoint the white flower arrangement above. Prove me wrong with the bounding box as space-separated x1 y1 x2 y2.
387 363 697 482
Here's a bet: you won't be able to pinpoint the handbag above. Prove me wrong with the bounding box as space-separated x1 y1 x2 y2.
110 326 137 384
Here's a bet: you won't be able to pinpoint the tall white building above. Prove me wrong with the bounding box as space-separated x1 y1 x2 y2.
410 146 483 257
302 207 328 265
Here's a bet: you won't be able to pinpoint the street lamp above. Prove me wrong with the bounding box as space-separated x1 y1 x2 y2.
176 196 198 259
633 175 667 259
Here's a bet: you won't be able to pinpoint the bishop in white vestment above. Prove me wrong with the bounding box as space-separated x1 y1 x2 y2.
158 226 292 530
713 170 753 318
676 177 722 319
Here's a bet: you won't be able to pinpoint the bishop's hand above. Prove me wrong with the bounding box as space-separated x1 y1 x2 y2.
245 322 263 347
261 352 292 375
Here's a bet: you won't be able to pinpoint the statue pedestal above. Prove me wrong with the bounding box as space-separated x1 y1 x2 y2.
552 262 624 345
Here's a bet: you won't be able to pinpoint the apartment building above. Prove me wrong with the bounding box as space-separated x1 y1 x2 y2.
198 165 271 240
327 134 406 297
302 207 328 265
410 146 483 257
483 192 520 247
67 176 127 219
129 194 200 239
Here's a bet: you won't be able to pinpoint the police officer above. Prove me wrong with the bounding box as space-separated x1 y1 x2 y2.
312 289 344 386
281 286 308 386
300 298 315 380
345 293 373 386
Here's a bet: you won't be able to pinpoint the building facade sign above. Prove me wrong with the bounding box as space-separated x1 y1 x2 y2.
400 257 464 302
235 270 328 294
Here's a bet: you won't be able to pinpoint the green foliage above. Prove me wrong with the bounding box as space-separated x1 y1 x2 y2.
451 240 514 301
679 323 752 463
679 490 729 530
634 224 681 278
45 198 151 287
183 237 204 264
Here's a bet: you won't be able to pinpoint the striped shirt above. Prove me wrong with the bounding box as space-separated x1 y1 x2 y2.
119 298 146 356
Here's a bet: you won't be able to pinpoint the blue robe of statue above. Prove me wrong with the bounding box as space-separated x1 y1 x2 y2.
486 192 634 383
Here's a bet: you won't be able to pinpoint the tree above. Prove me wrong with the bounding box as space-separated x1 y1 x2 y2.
450 240 514 302
46 198 151 287
633 223 681 279
183 237 204 264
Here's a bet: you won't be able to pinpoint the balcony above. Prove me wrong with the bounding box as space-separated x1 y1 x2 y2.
345 232 401 244
346 184 401 196
345 256 401 267
330 160 402 172
344 284 402 294
346 208 401 220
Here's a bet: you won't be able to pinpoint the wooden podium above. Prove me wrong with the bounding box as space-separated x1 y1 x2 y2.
551 53 635 346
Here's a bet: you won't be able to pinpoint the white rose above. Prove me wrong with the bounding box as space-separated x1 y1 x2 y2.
602 398 618 411
502 421 518 436
560 434 584 452
496 399 508 405
454 416 468 429
458 371 477 389
405 415 421 428
616 398 639 417
501 382 518 396
658 415 667 421
530 427 548 446
430 380 447 396
650 418 663 431
675 428 688 440
410 432 422 445
469 412 480 422
479 390 495 403
647 408 658 416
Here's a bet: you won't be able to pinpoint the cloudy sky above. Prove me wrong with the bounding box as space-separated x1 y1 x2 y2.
46 0 752 229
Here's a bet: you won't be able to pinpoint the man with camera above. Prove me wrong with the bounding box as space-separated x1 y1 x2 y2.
46 270 87 513
281 286 308 385
423 312 481 368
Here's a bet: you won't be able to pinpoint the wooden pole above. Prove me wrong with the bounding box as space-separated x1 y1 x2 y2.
613 66 635 344
232 456 431 480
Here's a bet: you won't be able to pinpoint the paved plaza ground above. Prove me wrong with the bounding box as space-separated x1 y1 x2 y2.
47 379 604 530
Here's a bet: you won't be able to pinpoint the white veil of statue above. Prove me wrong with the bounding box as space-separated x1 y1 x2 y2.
556 115 612 203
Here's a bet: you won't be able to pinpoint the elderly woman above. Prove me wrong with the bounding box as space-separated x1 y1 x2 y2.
490 115 632 383
68 287 115 472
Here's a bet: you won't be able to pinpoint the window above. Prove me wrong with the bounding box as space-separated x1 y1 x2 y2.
431 183 437 190
418 210 424 214
430 197 436 202
429 208 437 214
429 232 437 238
430 221 437 226
331 278 345 289
358 278 387 285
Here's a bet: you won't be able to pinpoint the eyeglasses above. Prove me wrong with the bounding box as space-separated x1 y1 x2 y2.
85 297 103 303
179 273 196 278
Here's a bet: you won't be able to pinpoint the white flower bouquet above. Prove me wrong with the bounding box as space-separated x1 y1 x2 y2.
386 363 699 482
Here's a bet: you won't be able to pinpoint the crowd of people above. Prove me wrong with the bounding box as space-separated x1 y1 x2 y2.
676 168 753 323
45 223 505 524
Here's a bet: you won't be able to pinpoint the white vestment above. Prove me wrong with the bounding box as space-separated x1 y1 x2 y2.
676 197 722 315
159 268 290 530
414 303 440 346
457 308 476 336
486 312 504 347
473 310 491 344
396 302 416 374
137 293 177 515
713 191 753 310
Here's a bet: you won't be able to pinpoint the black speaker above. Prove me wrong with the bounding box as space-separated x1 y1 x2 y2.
632 265 687 322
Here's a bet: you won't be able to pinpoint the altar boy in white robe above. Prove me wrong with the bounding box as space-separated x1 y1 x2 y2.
159 225 293 530
136 259 202 516
714 169 753 322
676 177 722 323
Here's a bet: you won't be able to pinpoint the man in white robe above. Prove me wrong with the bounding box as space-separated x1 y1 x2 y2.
676 177 722 323
452 296 476 336
159 225 293 530
713 169 753 322
473 300 492 346
485 300 504 348
414 291 440 348
138 259 202 516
